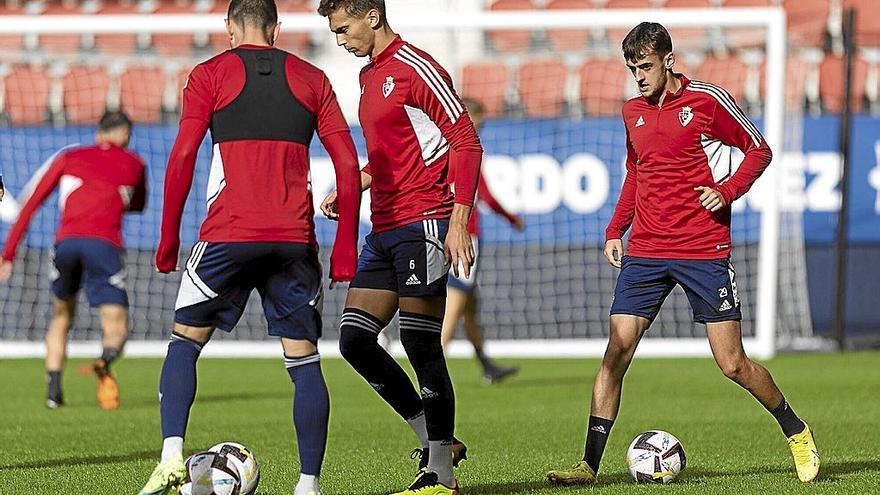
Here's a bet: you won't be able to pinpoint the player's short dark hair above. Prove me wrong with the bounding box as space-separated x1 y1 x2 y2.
98 111 132 132
461 97 484 118
622 22 673 62
227 0 278 33
317 0 386 23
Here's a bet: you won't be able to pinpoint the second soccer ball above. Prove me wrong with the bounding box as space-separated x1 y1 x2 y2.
626 430 686 483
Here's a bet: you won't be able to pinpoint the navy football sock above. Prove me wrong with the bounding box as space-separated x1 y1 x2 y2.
159 332 202 439
399 312 455 441
768 396 806 438
339 309 424 420
286 353 330 476
582 416 614 474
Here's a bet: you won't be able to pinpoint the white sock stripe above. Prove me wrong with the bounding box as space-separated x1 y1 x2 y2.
170 333 203 351
341 312 383 332
340 318 382 334
399 319 443 332
394 52 461 123
396 47 463 118
285 353 321 368
399 45 464 115
687 82 763 146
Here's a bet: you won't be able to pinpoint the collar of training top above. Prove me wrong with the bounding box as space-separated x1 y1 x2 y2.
370 34 405 66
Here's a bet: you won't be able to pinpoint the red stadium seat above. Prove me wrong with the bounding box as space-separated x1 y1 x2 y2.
487 0 535 53
845 0 880 47
0 3 25 53
152 0 198 56
518 59 568 117
604 0 655 48
694 55 749 103
782 0 830 48
663 0 712 50
119 66 166 123
579 58 631 117
759 56 811 112
39 3 84 54
95 1 141 55
545 0 592 52
4 66 52 125
819 54 868 114
63 65 110 125
721 0 775 48
461 61 510 118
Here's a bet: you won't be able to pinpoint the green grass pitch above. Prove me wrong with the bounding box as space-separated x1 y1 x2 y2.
1 352 878 494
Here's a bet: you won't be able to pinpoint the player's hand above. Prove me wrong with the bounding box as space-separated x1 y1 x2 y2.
320 190 339 220
0 186 5 202
604 239 624 269
0 260 12 282
445 220 474 279
695 186 727 212
511 215 525 232
155 239 180 273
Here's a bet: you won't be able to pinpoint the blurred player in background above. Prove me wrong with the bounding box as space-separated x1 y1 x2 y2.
319 0 482 493
547 22 819 486
138 1 362 494
443 97 522 384
0 111 146 411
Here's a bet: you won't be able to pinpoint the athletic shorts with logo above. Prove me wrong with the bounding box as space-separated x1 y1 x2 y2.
610 256 742 323
447 235 478 293
174 242 323 342
52 238 129 307
351 219 449 297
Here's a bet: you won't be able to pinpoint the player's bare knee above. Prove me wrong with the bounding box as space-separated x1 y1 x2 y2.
718 356 748 383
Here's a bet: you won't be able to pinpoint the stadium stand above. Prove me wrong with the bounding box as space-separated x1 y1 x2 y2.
119 65 165 123
487 0 535 53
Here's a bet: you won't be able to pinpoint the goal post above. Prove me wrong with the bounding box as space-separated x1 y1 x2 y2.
0 7 794 359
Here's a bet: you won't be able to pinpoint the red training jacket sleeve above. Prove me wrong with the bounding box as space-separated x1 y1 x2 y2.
129 163 148 213
706 91 773 204
2 155 66 262
156 64 213 273
605 129 638 242
408 59 483 208
316 75 361 282
476 174 518 225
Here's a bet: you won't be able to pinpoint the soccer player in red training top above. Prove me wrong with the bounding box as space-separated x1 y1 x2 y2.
0 111 146 411
318 1 482 494
547 22 820 486
321 98 522 385
138 1 361 494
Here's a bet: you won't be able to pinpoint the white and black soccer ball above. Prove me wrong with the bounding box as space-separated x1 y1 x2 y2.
626 430 686 484
209 442 260 495
178 451 241 495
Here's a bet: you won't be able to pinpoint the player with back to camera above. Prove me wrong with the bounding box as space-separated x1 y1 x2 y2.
320 97 523 384
546 22 820 486
137 1 362 494
0 111 146 411
317 0 483 493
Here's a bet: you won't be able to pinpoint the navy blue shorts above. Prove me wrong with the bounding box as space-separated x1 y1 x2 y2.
447 236 478 294
610 256 742 324
52 238 128 307
174 242 323 342
351 219 449 298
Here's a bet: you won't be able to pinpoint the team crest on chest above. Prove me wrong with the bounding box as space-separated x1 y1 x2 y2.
678 106 694 127
383 76 396 98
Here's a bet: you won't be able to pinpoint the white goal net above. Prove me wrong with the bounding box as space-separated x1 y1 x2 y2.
0 3 813 359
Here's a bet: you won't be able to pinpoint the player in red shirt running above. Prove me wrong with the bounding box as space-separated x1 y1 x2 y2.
442 98 523 384
547 23 819 486
0 111 146 411
319 1 482 493
139 1 361 494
